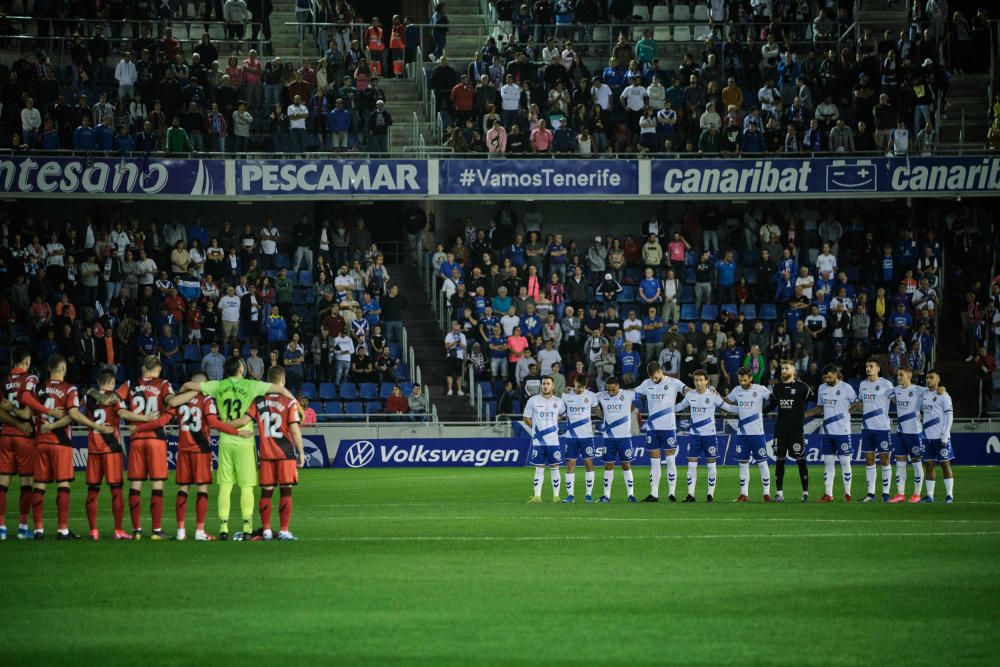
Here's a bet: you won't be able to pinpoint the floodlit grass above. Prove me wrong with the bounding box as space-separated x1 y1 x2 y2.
1 467 998 666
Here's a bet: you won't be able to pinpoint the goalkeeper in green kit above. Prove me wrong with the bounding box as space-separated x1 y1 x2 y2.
181 357 297 540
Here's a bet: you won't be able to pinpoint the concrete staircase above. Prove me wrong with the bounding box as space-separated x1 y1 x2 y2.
855 1 909 34
431 0 487 62
939 73 990 150
268 1 436 151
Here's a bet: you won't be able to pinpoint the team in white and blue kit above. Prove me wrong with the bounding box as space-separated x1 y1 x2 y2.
522 363 957 504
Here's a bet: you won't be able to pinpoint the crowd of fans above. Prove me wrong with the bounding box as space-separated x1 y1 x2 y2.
419 1 991 154
420 201 994 417
0 206 434 421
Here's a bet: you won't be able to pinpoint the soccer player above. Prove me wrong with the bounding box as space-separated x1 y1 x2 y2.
921 370 954 503
767 360 812 503
32 354 111 539
246 366 306 539
0 347 64 540
634 361 687 502
83 369 160 540
595 376 637 503
560 375 598 503
165 371 246 540
523 375 566 502
888 366 925 504
675 370 734 502
725 367 772 502
855 359 894 502
181 357 297 539
805 364 856 503
126 355 189 540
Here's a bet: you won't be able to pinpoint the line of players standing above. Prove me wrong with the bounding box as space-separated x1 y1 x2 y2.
522 358 955 504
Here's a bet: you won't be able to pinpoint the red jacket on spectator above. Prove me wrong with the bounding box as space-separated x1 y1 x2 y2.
450 82 475 112
386 395 408 414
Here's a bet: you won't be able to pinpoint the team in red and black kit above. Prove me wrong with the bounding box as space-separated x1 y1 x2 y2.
766 360 814 503
0 347 62 541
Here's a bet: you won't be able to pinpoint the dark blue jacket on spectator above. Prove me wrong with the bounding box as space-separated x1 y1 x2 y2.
115 132 135 153
267 314 288 343
41 129 60 150
94 124 115 151
328 108 352 133
73 125 96 150
136 130 157 152
520 313 541 338
618 349 640 377
740 129 766 153
715 259 736 287
721 346 744 379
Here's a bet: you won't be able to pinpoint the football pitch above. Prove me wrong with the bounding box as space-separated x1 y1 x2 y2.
2 467 999 666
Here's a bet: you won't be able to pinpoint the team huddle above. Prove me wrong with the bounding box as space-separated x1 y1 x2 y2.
0 348 306 541
522 360 956 505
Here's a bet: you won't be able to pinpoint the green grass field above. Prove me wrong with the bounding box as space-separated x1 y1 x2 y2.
1 466 999 666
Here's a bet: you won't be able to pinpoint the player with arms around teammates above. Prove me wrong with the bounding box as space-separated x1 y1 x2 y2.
523 375 566 502
595 376 638 503
634 361 687 502
675 370 736 502
0 347 66 540
888 367 926 504
805 365 856 503
920 370 955 503
854 359 895 502
560 375 598 503
723 367 773 502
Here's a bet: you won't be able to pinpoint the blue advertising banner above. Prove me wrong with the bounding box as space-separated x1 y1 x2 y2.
650 156 1000 197
439 159 638 196
69 434 329 471
0 156 222 196
236 159 427 196
333 438 530 468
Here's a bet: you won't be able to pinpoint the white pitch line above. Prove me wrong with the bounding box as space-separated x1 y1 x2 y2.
296 515 1000 525
302 531 1000 542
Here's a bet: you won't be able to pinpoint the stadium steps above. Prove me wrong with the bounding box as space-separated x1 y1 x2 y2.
391 262 479 422
854 4 909 35
428 0 487 60
938 74 990 147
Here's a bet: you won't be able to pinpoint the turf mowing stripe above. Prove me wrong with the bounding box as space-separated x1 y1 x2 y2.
297 515 1000 524
301 531 1000 542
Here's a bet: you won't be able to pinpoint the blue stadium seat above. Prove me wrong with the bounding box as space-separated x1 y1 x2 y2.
623 268 641 285
721 304 738 318
740 304 757 319
681 304 699 321
300 383 318 400
339 383 358 399
389 342 402 358
320 401 342 420
701 304 719 321
343 401 363 419
396 363 409 379
183 344 201 362
685 250 697 265
298 270 313 286
845 266 861 283
380 382 395 398
319 383 338 400
620 286 636 302
683 267 696 284
680 284 694 302
848 379 861 395
760 303 778 320
359 383 378 400
288 271 299 286
478 381 494 399
275 252 290 269
365 401 383 414
400 382 415 396
742 267 758 284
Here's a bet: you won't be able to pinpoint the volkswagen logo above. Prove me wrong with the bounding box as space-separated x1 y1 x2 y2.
344 440 376 468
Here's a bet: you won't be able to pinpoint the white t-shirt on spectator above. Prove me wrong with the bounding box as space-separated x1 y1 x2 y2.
261 226 279 255
287 104 308 129
537 348 562 375
218 294 242 322
500 314 520 336
816 252 837 276
500 83 521 111
623 317 643 345
333 334 355 362
591 83 612 111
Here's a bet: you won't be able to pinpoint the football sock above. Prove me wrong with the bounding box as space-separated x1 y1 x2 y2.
259 487 274 529
603 469 613 497
649 457 661 498
175 490 188 530
111 487 124 532
278 488 293 532
738 462 750 496
622 469 634 497
532 467 544 497
0 484 7 525
218 482 233 529
823 455 835 496
838 455 852 496
585 470 595 496
758 461 771 496
866 465 877 495
86 486 100 531
706 462 717 497
686 461 698 496
550 468 561 497
797 459 809 492
150 489 164 532
775 459 785 491
881 464 892 495
31 489 44 531
943 477 954 496
56 488 69 531
911 462 924 495
129 488 142 530
195 492 208 531
895 460 908 495
19 485 31 524
565 471 575 497
925 479 936 498
665 455 677 496
240 486 255 532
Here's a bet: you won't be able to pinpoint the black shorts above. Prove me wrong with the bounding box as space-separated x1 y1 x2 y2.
774 431 805 460
447 356 464 377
